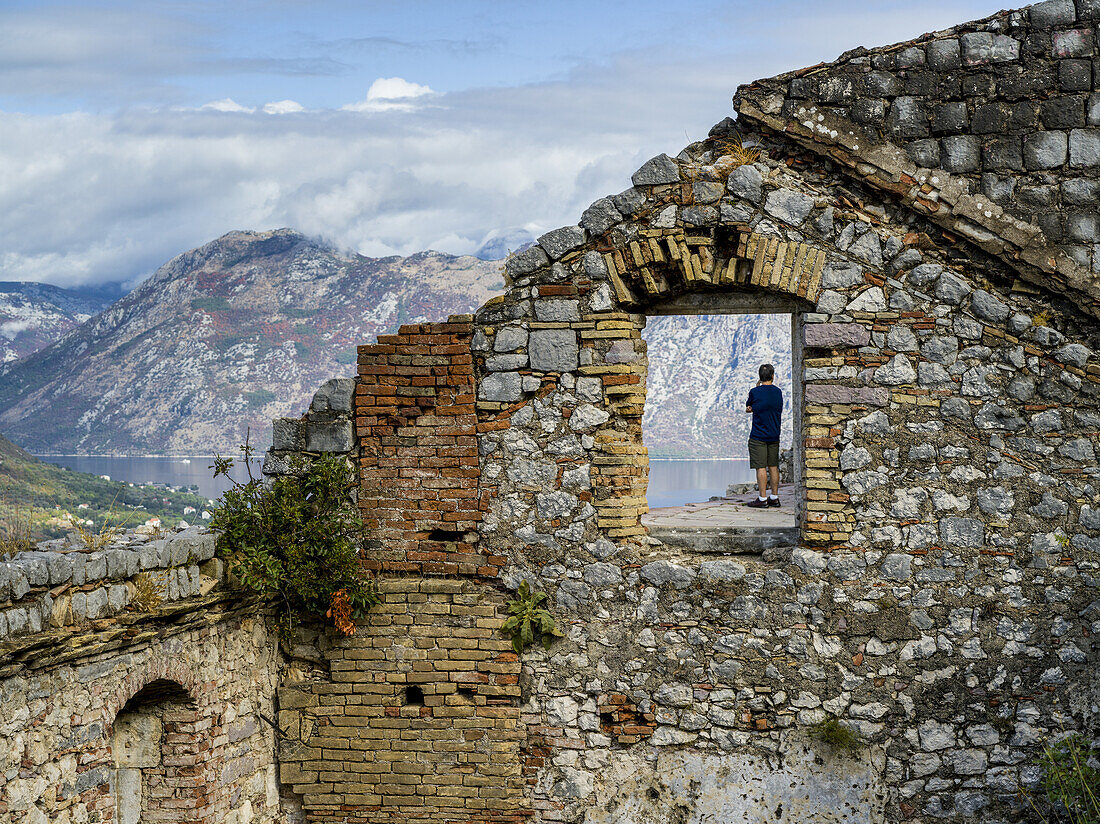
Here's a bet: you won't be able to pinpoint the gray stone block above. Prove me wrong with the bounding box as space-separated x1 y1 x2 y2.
887 96 929 138
1069 128 1100 166
764 188 815 226
305 421 354 453
479 371 523 402
1060 59 1092 91
108 584 129 612
803 323 871 348
681 205 718 226
1029 0 1077 26
1024 131 1068 169
529 329 578 373
485 354 527 372
493 325 527 352
940 517 984 548
935 272 972 304
970 290 1010 323
940 135 980 172
906 138 940 167
505 245 549 277
534 299 580 323
311 378 354 413
804 385 889 406
579 198 622 236
610 187 646 217
726 164 763 204
927 38 961 69
1067 211 1100 241
85 588 109 620
631 154 680 185
537 226 587 260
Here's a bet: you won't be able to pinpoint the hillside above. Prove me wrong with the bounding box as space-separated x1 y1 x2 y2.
0 230 504 454
0 282 111 363
0 432 209 542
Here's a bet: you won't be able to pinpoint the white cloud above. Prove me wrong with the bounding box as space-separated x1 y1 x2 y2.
201 98 255 113
0 0 1008 290
262 99 305 114
342 76 436 112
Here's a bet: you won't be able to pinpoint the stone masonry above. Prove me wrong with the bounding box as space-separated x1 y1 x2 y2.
3 2 1100 823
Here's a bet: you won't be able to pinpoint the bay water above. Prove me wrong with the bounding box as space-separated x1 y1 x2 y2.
36 455 752 509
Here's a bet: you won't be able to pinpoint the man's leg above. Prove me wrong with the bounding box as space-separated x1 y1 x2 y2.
756 467 768 499
769 466 780 497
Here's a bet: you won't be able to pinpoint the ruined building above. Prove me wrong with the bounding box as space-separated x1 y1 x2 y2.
2 1 1099 821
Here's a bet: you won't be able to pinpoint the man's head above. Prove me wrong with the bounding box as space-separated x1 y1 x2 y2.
759 363 775 383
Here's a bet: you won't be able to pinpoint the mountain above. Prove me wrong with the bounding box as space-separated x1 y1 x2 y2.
0 431 209 541
0 282 112 363
642 314 793 459
0 230 504 455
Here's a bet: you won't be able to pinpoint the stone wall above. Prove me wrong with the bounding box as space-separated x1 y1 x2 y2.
736 0 1100 316
0 566 285 823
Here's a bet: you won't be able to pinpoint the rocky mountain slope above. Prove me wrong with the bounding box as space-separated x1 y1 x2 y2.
0 230 791 459
0 282 111 363
0 230 504 454
643 314 793 458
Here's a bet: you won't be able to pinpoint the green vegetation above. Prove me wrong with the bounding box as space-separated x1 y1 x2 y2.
191 296 232 311
293 341 310 358
294 323 313 336
0 433 209 542
809 716 863 754
283 307 314 318
1023 734 1100 824
503 581 563 654
210 443 378 639
334 348 357 365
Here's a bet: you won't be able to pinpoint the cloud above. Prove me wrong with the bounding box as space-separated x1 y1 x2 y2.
342 77 436 112
201 98 255 113
0 0 1008 290
262 99 306 114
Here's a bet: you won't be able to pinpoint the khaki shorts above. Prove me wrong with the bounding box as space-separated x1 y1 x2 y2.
748 439 780 469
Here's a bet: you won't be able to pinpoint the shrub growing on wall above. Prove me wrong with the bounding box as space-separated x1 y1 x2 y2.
210 443 378 638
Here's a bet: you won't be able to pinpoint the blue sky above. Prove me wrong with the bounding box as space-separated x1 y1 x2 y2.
0 0 1005 288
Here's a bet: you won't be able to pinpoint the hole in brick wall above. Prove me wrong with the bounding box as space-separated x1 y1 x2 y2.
456 686 477 699
427 528 465 542
405 685 425 705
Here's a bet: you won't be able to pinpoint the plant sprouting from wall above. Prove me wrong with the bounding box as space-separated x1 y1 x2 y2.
503 581 563 654
809 716 864 754
210 438 379 640
1020 734 1100 824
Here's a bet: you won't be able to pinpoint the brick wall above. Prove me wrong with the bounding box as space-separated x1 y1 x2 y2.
356 316 498 576
277 578 528 823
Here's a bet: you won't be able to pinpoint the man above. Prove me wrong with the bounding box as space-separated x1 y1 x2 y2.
744 363 783 508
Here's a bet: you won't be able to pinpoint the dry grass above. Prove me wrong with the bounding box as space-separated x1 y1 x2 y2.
713 133 762 172
0 505 35 560
129 572 165 612
68 491 137 551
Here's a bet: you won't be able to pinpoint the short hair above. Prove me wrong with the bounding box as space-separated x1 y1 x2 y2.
759 363 775 382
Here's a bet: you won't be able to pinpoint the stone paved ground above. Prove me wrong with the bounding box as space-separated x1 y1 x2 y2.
643 484 799 531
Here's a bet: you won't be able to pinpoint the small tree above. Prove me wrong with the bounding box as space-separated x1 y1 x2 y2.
210 440 378 639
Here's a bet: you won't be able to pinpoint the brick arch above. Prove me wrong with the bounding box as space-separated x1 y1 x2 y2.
105 652 206 724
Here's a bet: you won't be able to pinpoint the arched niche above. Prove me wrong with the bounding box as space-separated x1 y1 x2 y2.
111 679 207 824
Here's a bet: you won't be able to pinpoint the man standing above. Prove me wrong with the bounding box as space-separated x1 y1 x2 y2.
744 363 783 508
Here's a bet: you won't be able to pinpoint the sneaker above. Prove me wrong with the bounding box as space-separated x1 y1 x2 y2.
745 498 769 508
768 498 781 508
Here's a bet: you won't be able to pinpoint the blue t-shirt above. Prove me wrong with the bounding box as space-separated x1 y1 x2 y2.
747 384 783 443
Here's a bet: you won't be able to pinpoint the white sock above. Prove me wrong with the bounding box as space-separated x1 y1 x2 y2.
769 494 779 500
758 496 768 502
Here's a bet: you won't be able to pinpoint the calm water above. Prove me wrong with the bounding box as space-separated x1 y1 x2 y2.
36 455 264 501
647 459 754 509
36 455 749 509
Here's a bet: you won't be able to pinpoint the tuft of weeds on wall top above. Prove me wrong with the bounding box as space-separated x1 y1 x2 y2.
68 490 138 551
209 435 379 640
0 504 35 560
809 716 864 754
503 581 563 654
129 572 164 612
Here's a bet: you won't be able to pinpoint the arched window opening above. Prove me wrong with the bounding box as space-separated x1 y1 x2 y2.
112 680 207 824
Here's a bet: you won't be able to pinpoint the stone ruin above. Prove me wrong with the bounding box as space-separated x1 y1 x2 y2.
2 1 1099 822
